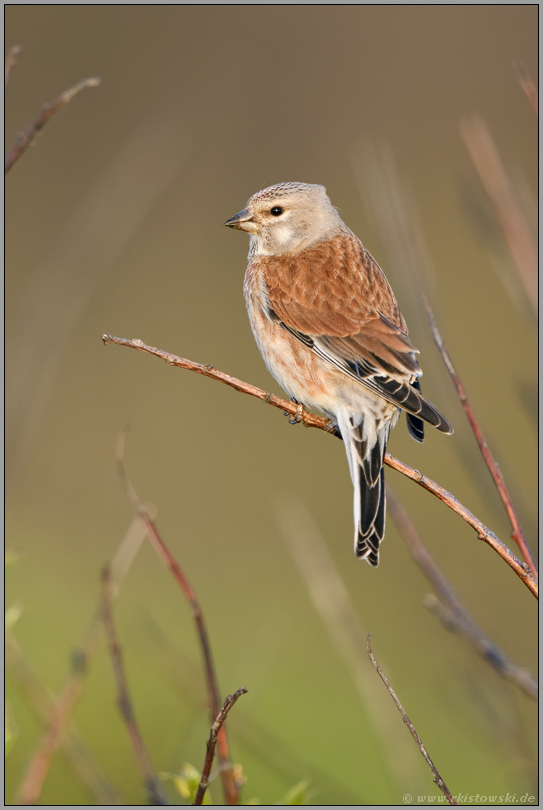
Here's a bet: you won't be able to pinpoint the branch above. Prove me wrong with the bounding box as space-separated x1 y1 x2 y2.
386 486 537 700
513 59 538 116
5 44 21 91
424 299 537 578
102 334 538 599
104 335 335 433
5 76 100 174
15 518 147 806
460 115 538 315
366 635 457 806
5 632 123 805
387 453 536 598
116 431 239 805
101 566 169 806
194 688 248 806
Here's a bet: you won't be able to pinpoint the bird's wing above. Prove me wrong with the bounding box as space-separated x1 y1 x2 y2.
262 232 453 434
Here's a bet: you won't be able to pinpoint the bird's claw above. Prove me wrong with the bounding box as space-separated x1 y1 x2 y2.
327 420 342 439
287 401 305 425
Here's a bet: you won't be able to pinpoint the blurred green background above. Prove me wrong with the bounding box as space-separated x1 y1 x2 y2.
5 6 537 806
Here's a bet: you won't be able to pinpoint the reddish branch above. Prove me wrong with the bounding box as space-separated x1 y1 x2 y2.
14 518 146 806
5 45 21 91
367 635 457 805
194 688 248 806
15 657 116 806
104 335 335 434
387 453 536 598
424 300 537 578
102 334 538 599
101 567 169 805
386 487 537 700
513 59 538 116
6 631 124 805
115 434 239 805
5 76 100 173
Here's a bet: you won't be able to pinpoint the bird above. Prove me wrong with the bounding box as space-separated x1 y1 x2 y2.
225 182 453 566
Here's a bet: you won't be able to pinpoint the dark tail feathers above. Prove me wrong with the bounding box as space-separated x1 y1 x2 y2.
350 422 389 567
356 465 385 567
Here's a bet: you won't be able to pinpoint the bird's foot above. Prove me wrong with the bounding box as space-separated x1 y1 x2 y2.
285 398 305 425
327 421 342 439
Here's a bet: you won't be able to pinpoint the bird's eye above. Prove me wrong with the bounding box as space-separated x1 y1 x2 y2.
270 206 284 216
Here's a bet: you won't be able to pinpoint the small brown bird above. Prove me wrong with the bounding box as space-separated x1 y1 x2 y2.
225 182 452 566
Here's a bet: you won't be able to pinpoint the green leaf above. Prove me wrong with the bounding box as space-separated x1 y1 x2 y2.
161 763 212 805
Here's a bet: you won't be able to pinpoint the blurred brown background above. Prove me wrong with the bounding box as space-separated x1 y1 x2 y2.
5 6 537 805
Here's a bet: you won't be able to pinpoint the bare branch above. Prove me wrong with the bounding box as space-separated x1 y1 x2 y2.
103 334 336 433
5 76 100 174
388 453 537 598
116 431 239 805
194 688 248 806
513 59 538 116
5 45 21 91
14 518 146 806
460 115 538 315
16 675 95 807
5 632 124 805
366 635 457 805
386 486 537 700
102 334 538 599
101 566 169 806
424 299 537 578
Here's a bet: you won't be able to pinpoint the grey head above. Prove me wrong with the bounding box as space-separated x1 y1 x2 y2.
224 182 345 256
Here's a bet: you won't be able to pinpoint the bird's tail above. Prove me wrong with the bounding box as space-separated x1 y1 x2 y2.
337 409 390 567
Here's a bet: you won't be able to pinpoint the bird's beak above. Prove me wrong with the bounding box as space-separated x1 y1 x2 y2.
224 208 255 232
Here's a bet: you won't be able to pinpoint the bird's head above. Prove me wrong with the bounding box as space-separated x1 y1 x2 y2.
224 182 344 256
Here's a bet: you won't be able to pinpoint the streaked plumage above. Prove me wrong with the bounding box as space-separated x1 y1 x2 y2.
225 182 452 566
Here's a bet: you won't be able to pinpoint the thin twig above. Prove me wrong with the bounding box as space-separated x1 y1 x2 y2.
461 115 538 315
15 517 147 806
424 299 537 578
17 677 94 806
366 635 457 806
388 452 536 598
513 59 538 116
5 45 21 91
103 334 336 434
5 76 100 173
386 486 537 700
194 688 248 806
116 431 239 805
102 334 538 599
5 632 124 805
101 566 169 806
